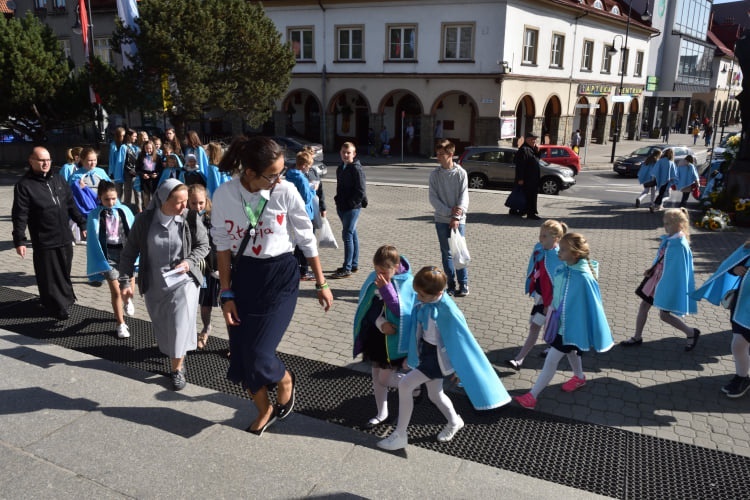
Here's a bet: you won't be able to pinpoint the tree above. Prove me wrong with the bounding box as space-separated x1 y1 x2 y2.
110 0 295 133
0 13 89 140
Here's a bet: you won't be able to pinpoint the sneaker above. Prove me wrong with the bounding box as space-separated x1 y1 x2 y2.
300 271 316 281
124 300 135 316
377 430 408 450
455 284 470 297
171 367 187 391
505 359 522 371
721 375 742 394
331 269 352 279
351 266 359 273
724 376 750 398
561 375 586 392
514 392 537 409
437 417 464 443
116 323 130 339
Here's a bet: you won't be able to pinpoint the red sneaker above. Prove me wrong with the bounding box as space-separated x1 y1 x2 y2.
514 393 537 409
561 375 586 392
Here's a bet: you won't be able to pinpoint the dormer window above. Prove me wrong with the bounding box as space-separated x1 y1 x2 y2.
593 0 603 9
612 6 620 15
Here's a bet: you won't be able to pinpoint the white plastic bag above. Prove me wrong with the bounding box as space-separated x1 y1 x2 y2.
312 195 322 230
448 229 471 269
317 217 338 249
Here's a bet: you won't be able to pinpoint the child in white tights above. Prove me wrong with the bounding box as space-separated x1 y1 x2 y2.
515 233 614 409
378 266 510 450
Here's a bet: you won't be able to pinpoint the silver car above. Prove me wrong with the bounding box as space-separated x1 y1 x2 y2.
457 146 576 195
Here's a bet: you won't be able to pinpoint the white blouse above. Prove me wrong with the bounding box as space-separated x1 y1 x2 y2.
211 178 318 259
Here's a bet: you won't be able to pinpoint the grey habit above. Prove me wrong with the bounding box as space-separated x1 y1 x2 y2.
119 179 209 358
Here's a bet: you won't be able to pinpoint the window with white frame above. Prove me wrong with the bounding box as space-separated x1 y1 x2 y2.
523 27 538 64
618 48 629 75
442 23 474 60
635 51 644 77
388 25 416 60
601 45 613 73
34 0 46 8
59 38 71 60
93 38 112 65
550 33 565 68
288 27 314 61
581 40 594 71
52 0 66 9
337 26 363 61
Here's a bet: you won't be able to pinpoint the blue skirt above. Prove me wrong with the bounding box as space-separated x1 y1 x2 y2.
227 252 299 393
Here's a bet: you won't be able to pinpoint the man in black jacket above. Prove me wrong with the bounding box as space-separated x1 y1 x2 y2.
514 134 542 220
12 147 87 319
332 142 367 278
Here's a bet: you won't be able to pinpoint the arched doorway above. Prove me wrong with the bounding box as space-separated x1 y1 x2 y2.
283 90 322 142
430 92 476 155
592 97 608 144
573 96 590 146
626 98 640 140
515 95 536 140
395 93 422 154
542 96 562 144
329 90 371 150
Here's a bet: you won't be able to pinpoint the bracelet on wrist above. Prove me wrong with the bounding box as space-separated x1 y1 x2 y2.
220 288 232 294
315 282 329 290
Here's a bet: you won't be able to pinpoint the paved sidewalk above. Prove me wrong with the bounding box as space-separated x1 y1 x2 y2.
1 162 749 497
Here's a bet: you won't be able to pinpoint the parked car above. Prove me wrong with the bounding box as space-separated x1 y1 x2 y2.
536 144 581 174
273 136 327 177
613 144 706 177
457 146 576 195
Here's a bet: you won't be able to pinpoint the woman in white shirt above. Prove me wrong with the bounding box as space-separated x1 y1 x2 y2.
211 136 334 435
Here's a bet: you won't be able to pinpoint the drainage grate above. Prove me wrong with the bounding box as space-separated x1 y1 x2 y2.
1 286 748 499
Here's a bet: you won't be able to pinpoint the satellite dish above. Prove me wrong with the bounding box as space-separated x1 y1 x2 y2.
7 1 17 9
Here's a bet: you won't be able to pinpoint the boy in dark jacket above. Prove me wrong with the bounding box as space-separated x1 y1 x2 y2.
332 142 367 279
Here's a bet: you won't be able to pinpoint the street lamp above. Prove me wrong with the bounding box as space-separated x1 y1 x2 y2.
72 0 105 145
719 49 737 146
609 1 651 163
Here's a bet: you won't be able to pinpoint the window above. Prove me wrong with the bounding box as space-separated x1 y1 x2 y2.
635 51 644 77
674 0 711 39
442 23 474 60
592 0 603 9
288 27 314 61
387 25 416 60
676 39 712 87
93 38 112 65
52 0 66 8
550 34 565 68
522 28 538 64
611 6 620 15
601 45 613 73
581 40 594 71
34 0 46 8
618 48 629 75
59 38 71 60
337 26 363 61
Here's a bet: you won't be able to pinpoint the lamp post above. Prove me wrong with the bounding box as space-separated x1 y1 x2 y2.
609 1 651 163
719 50 737 146
72 0 105 145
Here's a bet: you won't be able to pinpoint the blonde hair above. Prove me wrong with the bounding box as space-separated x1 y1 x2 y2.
372 245 400 268
413 266 447 295
560 232 597 278
341 141 356 151
663 208 691 240
296 147 314 169
541 219 568 240
207 142 223 165
188 183 212 214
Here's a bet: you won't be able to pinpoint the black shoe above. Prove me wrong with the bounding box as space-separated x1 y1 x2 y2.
246 409 278 436
446 284 457 296
455 284 469 297
685 328 701 352
276 371 296 420
723 376 750 398
331 269 352 279
89 280 103 287
55 309 70 321
635 198 641 208
506 359 522 371
526 214 541 220
351 267 359 273
620 337 643 347
365 415 390 429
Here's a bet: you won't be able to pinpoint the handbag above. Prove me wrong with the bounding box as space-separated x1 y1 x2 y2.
721 289 738 310
317 217 338 248
634 255 663 302
504 185 527 212
448 229 471 269
643 179 657 188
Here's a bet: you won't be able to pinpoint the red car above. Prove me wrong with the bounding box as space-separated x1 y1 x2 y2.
537 144 581 174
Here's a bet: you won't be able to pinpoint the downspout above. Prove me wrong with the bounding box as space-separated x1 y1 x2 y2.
567 11 589 145
318 1 327 148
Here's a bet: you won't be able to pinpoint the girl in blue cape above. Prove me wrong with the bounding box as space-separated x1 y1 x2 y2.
674 155 700 209
86 181 136 339
507 219 567 370
651 148 677 212
158 153 185 186
205 142 232 198
353 245 416 429
621 208 700 350
515 233 614 410
692 240 750 398
378 266 510 451
635 150 660 209
70 147 112 221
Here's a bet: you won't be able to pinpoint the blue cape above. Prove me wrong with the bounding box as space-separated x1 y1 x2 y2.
286 168 315 220
692 244 750 329
184 146 209 177
551 259 614 352
206 165 232 198
353 257 415 361
404 293 511 410
674 163 699 190
525 242 562 295
158 154 185 187
653 234 697 316
69 167 111 188
86 204 137 282
653 157 676 187
637 162 654 184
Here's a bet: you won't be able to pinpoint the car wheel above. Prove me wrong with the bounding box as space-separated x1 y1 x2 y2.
539 177 561 195
468 173 488 189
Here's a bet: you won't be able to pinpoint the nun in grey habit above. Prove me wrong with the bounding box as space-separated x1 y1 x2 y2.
119 178 209 390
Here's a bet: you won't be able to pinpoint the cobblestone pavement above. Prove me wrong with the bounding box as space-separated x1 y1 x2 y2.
2 170 749 458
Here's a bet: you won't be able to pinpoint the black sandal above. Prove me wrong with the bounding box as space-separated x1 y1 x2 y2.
685 329 701 352
620 337 643 347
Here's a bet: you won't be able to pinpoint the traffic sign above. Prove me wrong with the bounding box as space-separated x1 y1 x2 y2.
612 96 633 103
575 104 600 109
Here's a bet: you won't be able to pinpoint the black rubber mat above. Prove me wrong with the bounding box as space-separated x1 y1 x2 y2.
1 286 748 499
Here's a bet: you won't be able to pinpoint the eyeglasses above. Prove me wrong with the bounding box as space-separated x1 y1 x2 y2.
261 168 286 183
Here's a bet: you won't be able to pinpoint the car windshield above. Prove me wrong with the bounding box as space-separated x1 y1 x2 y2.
632 146 653 156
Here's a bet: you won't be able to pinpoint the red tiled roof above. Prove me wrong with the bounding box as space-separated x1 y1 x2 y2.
0 0 14 15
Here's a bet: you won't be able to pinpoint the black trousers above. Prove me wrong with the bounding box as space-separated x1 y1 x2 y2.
33 244 76 314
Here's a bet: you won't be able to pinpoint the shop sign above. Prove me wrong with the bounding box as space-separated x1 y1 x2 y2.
619 87 642 96
578 84 613 96
646 76 658 91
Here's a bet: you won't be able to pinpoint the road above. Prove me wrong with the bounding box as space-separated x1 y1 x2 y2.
360 163 647 205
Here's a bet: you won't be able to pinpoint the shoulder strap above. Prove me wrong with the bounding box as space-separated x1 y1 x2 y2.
232 182 278 267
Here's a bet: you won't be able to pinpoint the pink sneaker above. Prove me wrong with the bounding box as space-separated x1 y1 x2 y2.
514 393 537 409
561 375 586 392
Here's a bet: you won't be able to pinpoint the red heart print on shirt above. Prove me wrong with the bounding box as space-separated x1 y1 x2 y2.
276 214 285 226
252 245 262 255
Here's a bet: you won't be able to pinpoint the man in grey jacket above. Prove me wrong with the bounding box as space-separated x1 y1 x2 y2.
429 139 469 297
